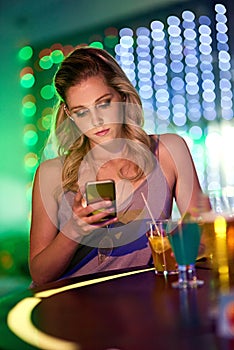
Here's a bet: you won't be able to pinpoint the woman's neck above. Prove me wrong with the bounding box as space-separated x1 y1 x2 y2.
89 138 128 163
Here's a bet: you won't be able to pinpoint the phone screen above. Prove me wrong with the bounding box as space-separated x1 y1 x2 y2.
85 180 116 221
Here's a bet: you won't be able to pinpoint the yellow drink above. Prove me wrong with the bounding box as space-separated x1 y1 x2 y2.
148 235 177 274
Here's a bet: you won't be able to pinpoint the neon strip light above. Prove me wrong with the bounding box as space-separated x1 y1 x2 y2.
7 297 79 350
35 267 155 298
7 267 154 349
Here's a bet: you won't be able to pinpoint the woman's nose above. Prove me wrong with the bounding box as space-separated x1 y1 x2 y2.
90 109 104 127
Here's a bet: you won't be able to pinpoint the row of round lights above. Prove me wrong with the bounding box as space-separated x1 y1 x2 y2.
115 4 233 191
19 5 233 202
205 4 234 191
215 3 233 121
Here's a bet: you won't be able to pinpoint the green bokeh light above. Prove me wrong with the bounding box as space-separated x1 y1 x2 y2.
23 130 38 146
51 50 64 64
40 85 55 100
18 46 33 60
39 55 53 70
24 153 39 173
22 101 36 117
89 42 104 49
20 73 35 88
41 114 52 130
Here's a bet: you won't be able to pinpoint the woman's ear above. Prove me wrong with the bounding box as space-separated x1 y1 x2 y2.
63 104 74 121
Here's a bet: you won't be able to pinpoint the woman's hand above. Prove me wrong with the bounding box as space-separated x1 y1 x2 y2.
62 190 118 240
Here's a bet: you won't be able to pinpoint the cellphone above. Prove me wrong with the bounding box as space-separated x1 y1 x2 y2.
85 179 116 222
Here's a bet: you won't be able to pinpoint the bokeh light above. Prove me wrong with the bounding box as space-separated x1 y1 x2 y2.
18 46 33 61
19 3 234 226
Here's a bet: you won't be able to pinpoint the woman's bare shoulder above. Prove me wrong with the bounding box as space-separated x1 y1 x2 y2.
158 133 195 168
151 133 187 151
159 132 185 143
37 157 63 172
34 157 63 185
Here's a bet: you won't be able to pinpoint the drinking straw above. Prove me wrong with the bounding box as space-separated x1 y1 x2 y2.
141 192 160 236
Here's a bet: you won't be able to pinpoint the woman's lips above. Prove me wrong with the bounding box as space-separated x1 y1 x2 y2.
95 128 110 136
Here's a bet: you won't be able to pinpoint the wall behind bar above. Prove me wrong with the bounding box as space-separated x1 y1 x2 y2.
1 0 234 237
0 0 190 235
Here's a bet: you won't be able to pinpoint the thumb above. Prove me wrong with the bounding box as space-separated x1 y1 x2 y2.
73 187 85 206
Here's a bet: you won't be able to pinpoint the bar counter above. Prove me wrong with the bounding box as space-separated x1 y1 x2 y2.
0 263 234 350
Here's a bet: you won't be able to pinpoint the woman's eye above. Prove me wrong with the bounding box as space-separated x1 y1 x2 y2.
74 109 89 118
97 100 111 110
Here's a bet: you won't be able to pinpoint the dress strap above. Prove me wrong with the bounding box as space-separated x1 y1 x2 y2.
150 134 160 160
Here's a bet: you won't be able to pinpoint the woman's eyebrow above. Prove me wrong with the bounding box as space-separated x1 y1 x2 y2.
95 93 113 103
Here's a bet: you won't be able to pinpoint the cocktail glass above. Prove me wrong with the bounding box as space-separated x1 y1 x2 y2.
147 220 178 275
167 221 204 288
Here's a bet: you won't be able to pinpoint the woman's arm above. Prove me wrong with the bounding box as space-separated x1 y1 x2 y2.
158 133 211 216
29 160 79 286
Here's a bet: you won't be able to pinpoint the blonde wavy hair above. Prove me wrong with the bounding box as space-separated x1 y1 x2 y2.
51 46 155 192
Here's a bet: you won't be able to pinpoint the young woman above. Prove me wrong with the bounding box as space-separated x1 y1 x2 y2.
29 46 210 286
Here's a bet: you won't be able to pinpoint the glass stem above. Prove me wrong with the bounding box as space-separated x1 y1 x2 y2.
187 264 196 282
178 265 187 286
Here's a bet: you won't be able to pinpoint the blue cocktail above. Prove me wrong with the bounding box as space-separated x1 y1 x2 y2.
168 221 204 288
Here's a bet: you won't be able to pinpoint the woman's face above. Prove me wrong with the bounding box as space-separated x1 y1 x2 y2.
65 75 124 148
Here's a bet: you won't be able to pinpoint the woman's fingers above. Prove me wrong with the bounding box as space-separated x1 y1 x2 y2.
72 197 118 235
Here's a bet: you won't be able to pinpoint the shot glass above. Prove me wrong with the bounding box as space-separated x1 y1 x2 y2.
147 220 178 276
